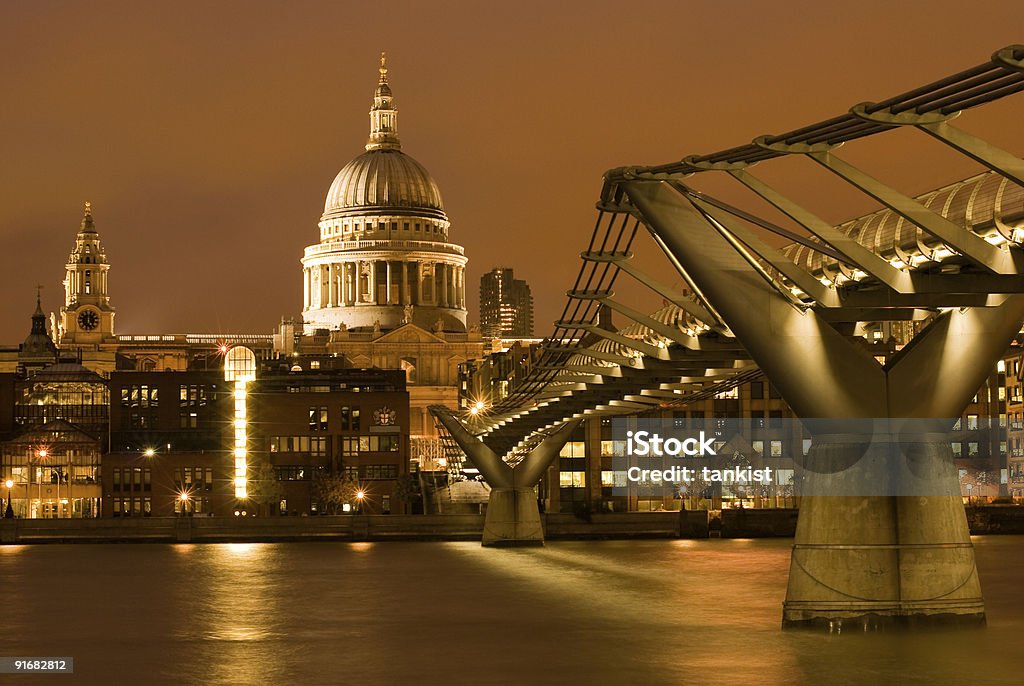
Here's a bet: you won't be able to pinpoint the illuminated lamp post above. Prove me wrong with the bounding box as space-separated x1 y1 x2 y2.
355 490 366 515
4 479 13 518
179 491 191 516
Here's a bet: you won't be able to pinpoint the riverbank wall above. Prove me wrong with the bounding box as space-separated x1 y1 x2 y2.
0 506 1019 543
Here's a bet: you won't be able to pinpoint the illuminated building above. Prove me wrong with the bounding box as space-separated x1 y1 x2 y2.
289 55 485 469
300 54 468 334
0 363 108 518
99 362 411 517
479 268 533 338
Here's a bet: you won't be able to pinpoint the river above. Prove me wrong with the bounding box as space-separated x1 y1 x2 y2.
1 536 1020 684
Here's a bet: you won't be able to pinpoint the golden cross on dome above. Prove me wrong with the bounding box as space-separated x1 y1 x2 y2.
379 52 388 82
83 200 92 216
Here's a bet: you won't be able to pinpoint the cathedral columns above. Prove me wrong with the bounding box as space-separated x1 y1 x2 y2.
402 261 409 305
328 264 337 306
343 262 351 305
460 266 465 308
303 267 309 308
441 263 449 307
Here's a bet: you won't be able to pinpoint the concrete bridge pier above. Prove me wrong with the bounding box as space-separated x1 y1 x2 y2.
624 179 1024 629
433 410 580 546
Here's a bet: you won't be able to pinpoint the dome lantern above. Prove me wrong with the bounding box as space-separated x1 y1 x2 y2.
366 52 400 152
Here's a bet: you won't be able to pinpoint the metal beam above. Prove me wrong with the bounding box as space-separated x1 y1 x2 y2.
806 150 1018 274
727 169 914 291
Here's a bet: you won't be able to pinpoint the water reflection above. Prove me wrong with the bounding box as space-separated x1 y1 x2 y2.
0 539 1019 684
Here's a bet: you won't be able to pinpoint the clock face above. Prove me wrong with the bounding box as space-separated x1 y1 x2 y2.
77 309 99 331
373 406 397 426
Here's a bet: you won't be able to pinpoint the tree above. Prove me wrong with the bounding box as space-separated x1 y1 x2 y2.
393 474 421 513
313 471 353 514
246 456 283 516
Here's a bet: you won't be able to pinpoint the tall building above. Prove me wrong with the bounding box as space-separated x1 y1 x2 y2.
58 202 115 346
290 54 485 463
300 54 469 335
479 267 533 338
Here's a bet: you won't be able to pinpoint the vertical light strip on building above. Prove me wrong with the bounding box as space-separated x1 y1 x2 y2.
224 346 257 500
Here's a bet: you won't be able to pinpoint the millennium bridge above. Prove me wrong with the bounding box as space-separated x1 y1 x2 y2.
432 45 1024 629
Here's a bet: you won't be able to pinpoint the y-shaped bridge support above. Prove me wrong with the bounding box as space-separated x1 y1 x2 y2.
626 180 1024 629
433 409 581 546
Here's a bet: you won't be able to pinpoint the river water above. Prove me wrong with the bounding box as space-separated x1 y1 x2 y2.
0 536 1020 685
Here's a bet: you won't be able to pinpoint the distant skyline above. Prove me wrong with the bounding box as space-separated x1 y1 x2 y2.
1 1 1021 343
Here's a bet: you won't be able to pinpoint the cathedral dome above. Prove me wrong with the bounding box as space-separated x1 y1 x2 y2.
301 53 468 336
322 149 445 220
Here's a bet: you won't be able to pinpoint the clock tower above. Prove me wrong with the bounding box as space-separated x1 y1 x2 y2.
59 202 115 344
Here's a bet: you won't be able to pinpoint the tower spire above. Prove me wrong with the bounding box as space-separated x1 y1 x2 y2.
366 52 400 151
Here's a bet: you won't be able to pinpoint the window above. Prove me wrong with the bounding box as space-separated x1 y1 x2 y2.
770 440 783 457
269 436 329 456
123 385 159 408
341 435 400 454
363 464 399 480
560 441 585 458
309 406 328 431
769 410 783 428
750 382 764 399
968 442 979 456
275 466 310 481
339 406 361 431
180 411 198 429
559 471 586 488
179 385 208 407
751 440 764 456
967 414 979 431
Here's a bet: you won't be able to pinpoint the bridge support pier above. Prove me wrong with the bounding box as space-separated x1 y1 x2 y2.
625 179 1024 629
433 409 580 547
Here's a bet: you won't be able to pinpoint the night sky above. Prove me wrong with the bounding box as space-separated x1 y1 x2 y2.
1 1 1021 344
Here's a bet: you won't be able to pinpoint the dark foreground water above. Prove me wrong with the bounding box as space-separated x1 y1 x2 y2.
1 537 1021 685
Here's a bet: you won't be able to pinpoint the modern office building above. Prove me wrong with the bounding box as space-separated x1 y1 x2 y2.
479 267 534 338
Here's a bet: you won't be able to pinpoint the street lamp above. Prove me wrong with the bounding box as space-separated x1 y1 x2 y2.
179 491 191 516
355 490 366 514
4 479 13 519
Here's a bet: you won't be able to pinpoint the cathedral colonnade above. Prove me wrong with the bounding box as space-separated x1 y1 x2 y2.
302 260 465 310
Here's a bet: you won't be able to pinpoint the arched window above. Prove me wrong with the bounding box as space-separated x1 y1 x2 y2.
400 358 417 385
